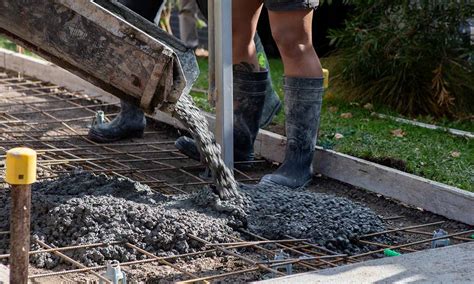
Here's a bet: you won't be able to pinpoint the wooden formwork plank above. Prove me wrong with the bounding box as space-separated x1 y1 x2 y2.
314 149 474 225
1 48 473 225
257 131 473 225
373 113 474 139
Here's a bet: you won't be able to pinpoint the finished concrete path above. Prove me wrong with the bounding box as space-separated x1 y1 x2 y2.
255 242 473 284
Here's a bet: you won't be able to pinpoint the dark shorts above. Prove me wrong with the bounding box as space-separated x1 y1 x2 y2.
265 0 319 11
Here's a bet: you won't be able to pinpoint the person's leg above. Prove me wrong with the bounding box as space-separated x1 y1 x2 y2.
195 0 282 126
88 100 146 143
232 0 264 68
261 4 324 188
179 0 199 48
269 8 322 78
176 0 270 166
88 0 164 143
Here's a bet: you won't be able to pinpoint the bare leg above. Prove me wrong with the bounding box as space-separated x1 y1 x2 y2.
261 8 324 188
232 0 264 68
268 9 322 77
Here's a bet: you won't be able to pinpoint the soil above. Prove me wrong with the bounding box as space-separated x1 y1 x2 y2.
361 156 408 172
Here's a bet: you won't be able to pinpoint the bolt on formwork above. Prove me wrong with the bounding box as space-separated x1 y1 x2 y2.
0 70 473 283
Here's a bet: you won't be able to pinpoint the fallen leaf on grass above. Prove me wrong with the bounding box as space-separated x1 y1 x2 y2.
391 128 406 137
450 151 461 158
363 103 374 110
334 133 344 140
328 106 338 113
340 112 353 119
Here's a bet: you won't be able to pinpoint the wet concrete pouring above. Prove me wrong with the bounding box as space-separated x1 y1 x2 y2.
1 71 472 283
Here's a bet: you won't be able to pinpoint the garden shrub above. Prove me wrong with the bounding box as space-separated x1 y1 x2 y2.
327 0 473 117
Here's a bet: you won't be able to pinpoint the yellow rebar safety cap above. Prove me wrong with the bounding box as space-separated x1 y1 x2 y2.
323 68 329 89
5 147 37 185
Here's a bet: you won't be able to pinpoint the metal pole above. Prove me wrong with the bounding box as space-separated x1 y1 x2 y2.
213 0 234 169
5 147 37 284
207 0 216 107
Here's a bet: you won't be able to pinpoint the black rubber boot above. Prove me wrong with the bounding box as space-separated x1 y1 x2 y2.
88 100 146 143
260 80 282 129
254 34 282 129
260 77 324 189
175 65 267 164
192 0 282 127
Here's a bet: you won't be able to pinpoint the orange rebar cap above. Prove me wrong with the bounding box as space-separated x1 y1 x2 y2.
5 147 37 185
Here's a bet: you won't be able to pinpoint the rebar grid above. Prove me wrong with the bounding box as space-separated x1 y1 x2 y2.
1 71 473 283
0 72 256 194
0 220 471 283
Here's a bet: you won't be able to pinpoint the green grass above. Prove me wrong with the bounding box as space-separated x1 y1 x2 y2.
190 57 214 113
2 36 472 191
0 36 39 58
0 37 16 51
319 97 473 191
193 57 473 191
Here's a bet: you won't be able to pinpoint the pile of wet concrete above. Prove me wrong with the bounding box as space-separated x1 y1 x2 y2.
0 172 239 268
0 172 386 268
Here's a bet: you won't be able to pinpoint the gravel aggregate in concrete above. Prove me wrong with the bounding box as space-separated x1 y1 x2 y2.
0 172 238 268
196 183 387 254
242 182 387 253
0 172 386 269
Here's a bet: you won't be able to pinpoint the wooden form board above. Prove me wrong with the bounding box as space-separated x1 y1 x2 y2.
374 113 474 139
1 48 473 225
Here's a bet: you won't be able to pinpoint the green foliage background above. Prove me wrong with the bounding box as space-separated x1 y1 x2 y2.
325 0 474 117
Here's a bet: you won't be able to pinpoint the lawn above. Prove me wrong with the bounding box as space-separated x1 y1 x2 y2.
192 57 473 192
0 37 16 51
0 37 38 58
1 37 472 191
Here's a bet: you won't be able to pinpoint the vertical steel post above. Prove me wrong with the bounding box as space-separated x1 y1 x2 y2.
213 0 234 170
5 147 37 284
207 0 216 107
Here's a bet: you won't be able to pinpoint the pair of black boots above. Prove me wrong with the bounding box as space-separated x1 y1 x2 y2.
88 67 323 189
175 67 324 189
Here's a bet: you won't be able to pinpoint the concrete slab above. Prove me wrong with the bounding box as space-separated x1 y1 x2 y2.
0 264 8 284
254 242 474 284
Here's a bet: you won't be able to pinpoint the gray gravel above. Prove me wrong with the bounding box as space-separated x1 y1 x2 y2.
196 183 387 254
0 172 386 269
242 182 386 254
0 172 239 268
